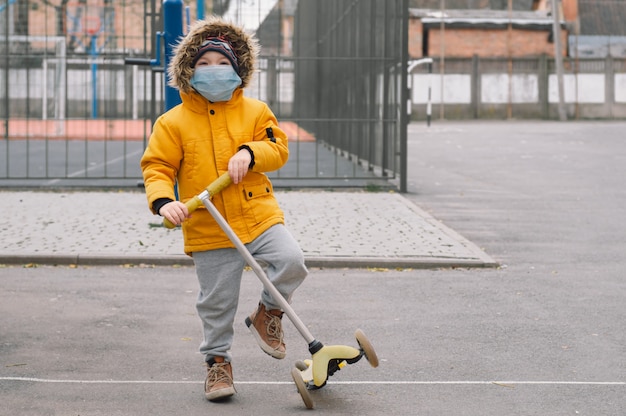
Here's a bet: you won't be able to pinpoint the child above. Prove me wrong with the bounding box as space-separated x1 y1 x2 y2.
140 17 308 402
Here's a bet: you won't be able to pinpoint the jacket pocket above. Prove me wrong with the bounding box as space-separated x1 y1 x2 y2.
241 178 280 226
243 181 273 200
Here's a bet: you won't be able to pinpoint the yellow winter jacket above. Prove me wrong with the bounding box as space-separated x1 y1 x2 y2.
140 88 289 254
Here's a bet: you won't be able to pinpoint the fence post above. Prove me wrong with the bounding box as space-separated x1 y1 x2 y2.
266 57 277 111
2 0 11 140
606 55 615 117
539 53 549 119
399 0 409 193
163 0 184 111
471 54 479 119
551 0 567 121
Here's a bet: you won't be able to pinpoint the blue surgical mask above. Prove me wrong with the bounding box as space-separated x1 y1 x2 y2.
190 65 242 102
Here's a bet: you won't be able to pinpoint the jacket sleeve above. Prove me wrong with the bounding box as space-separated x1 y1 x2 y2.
242 103 289 173
140 115 182 214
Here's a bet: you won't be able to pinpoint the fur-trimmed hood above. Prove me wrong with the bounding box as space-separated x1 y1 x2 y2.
168 16 259 93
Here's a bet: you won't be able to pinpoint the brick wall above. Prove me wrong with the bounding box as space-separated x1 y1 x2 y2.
408 17 424 58
22 2 152 52
409 18 567 59
428 27 566 58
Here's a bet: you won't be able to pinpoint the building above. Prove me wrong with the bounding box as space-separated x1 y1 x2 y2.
409 7 562 59
571 0 626 58
408 0 626 59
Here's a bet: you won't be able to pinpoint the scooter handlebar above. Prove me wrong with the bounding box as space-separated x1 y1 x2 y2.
162 173 233 229
124 57 153 66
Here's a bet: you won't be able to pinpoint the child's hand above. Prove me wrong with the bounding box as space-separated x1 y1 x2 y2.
228 149 252 184
159 201 190 226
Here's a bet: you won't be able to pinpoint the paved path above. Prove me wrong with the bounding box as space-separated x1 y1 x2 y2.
0 189 495 268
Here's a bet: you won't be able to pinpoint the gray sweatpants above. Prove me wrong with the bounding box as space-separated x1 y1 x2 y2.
192 224 308 362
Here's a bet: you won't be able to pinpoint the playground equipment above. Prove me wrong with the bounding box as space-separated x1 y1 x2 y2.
66 2 116 118
123 0 184 112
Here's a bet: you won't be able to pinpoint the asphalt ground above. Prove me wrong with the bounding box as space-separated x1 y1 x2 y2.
1 121 625 415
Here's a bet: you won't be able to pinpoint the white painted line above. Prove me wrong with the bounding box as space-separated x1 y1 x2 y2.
332 381 626 386
1 377 624 386
45 148 144 185
1 377 200 384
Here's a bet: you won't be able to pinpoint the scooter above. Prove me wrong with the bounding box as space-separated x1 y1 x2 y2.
163 173 378 409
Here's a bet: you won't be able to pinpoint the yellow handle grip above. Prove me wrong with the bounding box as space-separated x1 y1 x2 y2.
205 172 233 197
162 173 233 229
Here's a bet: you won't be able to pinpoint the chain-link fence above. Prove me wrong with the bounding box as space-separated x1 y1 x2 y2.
290 0 409 190
0 0 409 190
1 0 159 187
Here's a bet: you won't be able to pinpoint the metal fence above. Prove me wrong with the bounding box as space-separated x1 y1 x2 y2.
291 0 409 190
0 0 409 190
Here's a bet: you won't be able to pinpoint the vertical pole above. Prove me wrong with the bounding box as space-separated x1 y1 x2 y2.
507 0 512 119
399 0 409 193
427 60 432 127
368 0 377 170
42 59 48 120
575 29 579 119
267 57 277 110
471 54 479 119
161 0 184 199
439 0 445 120
539 54 549 119
91 35 98 118
55 38 66 136
197 0 204 20
606 55 615 118
163 0 184 111
3 0 10 140
551 0 567 121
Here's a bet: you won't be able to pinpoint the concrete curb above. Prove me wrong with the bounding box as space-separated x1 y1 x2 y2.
0 253 498 269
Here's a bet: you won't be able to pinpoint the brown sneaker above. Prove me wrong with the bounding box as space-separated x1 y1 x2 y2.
245 302 286 359
205 356 236 401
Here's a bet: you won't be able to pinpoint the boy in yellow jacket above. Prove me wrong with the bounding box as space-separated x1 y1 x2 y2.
140 17 308 401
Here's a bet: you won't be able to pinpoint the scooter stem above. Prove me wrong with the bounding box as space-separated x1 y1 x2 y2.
201 194 318 346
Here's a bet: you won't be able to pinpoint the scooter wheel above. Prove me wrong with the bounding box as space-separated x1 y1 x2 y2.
355 328 379 368
295 360 309 371
291 367 314 409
